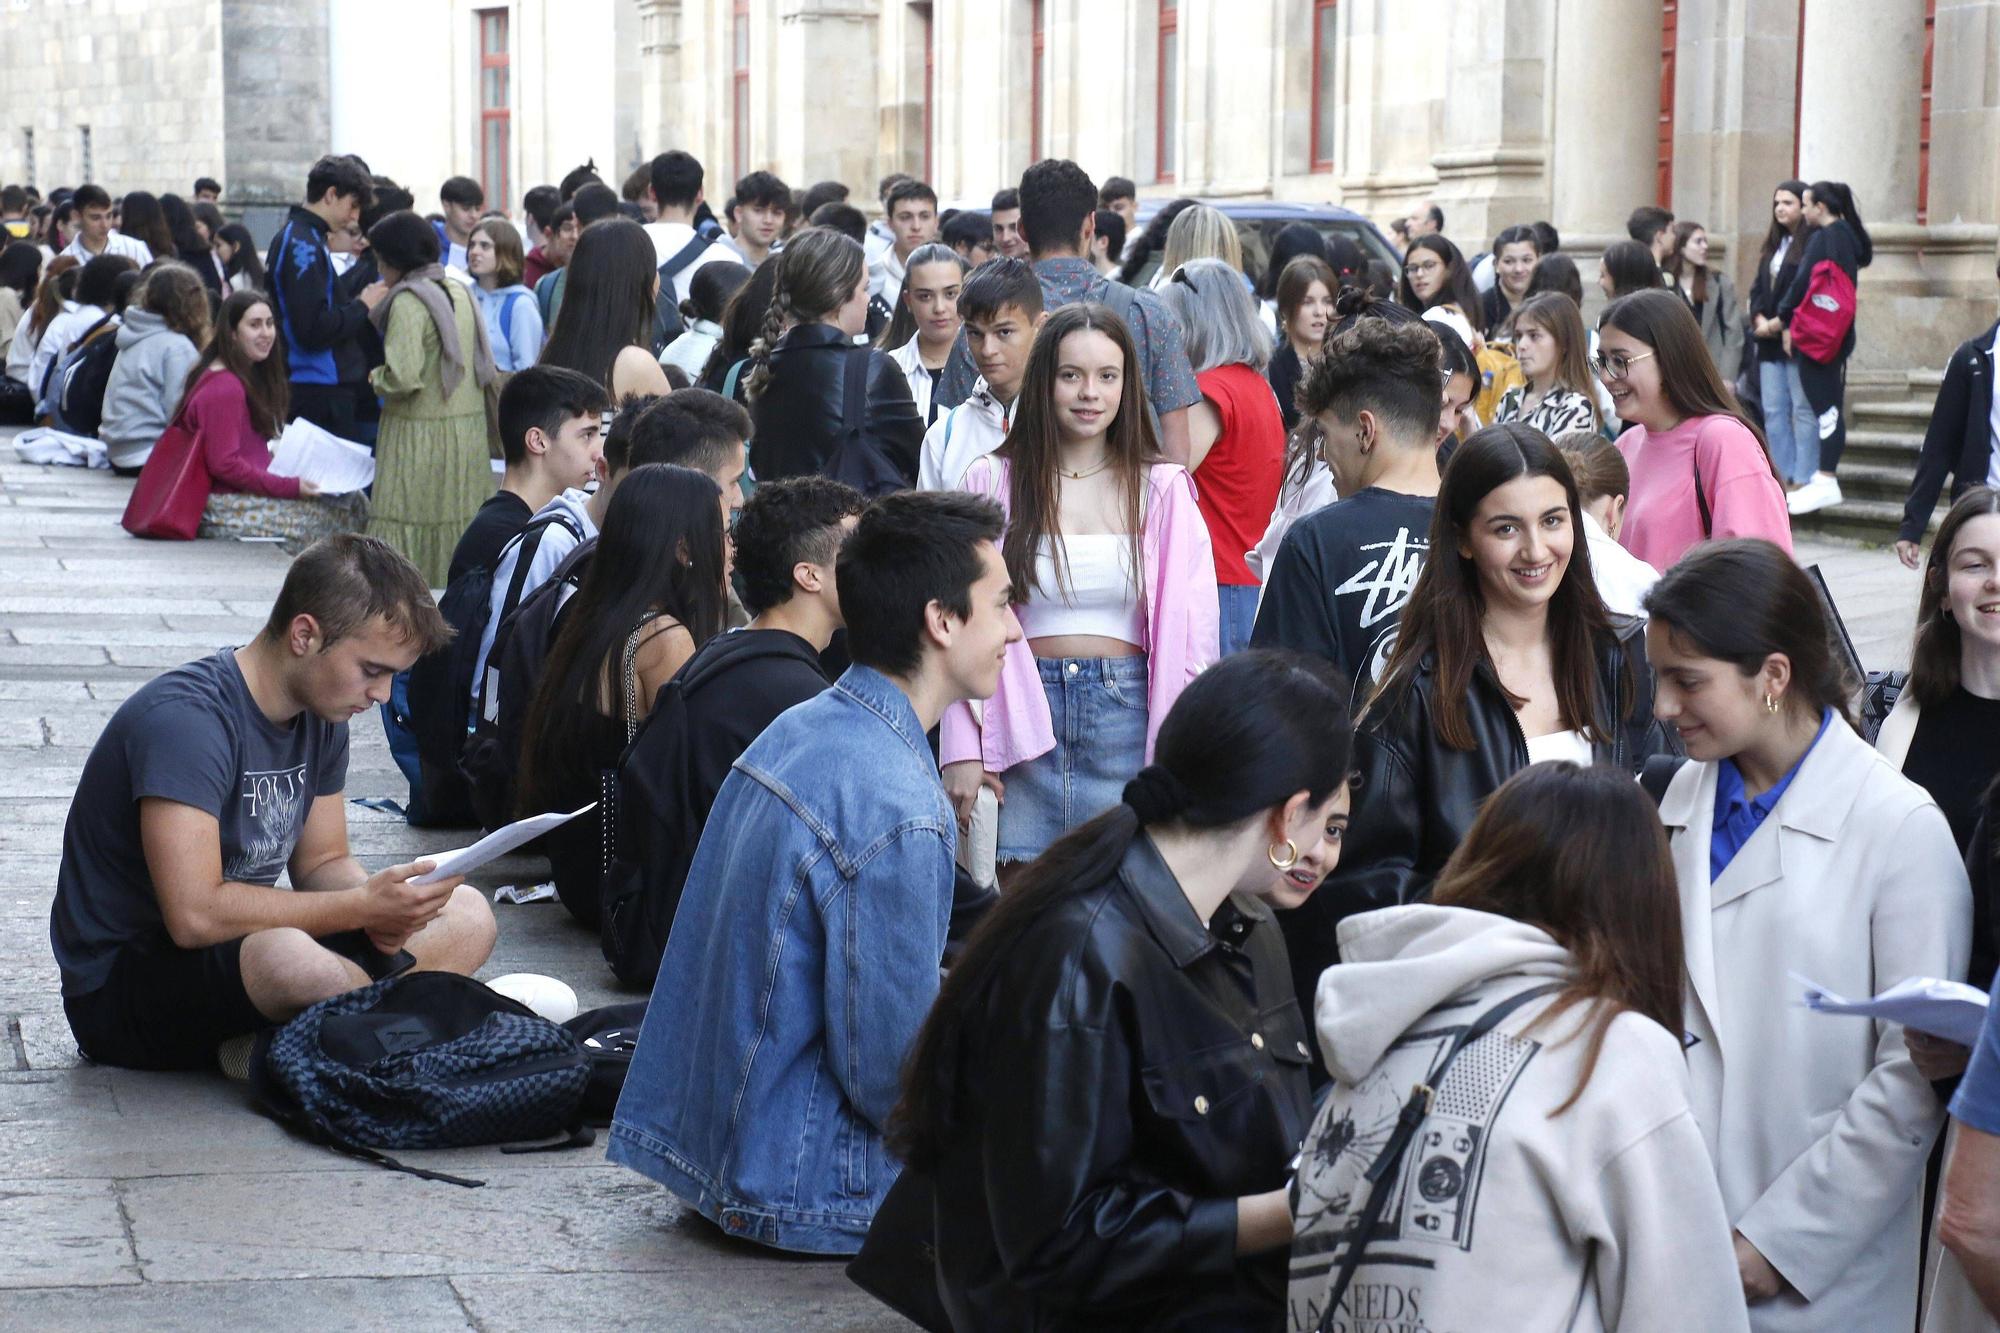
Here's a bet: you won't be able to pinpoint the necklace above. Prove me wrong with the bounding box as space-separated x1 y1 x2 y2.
1059 455 1112 481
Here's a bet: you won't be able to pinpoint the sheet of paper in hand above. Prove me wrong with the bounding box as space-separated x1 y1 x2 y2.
270 417 377 494
410 804 597 885
1796 971 1990 1047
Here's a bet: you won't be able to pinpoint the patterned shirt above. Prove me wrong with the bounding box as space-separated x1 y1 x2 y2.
1493 384 1599 440
932 257 1202 420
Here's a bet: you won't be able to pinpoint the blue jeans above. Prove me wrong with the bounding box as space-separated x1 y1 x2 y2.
1760 357 1821 483
998 656 1149 863
1218 583 1260 657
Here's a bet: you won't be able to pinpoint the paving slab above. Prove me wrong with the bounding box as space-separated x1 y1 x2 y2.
0 1277 474 1332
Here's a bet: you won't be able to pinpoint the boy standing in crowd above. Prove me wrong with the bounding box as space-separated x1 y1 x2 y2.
729 170 791 267
643 150 740 307
436 176 485 273
268 155 386 436
1628 205 1677 270
193 177 222 204
610 491 1021 1255
870 178 940 309
918 257 1045 491
1098 175 1138 235
989 187 1027 259
50 537 495 1071
59 184 153 265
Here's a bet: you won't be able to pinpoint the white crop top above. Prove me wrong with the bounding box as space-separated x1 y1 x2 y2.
1015 535 1146 646
1523 728 1593 768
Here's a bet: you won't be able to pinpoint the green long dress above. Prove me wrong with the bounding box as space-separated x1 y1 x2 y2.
366 281 492 586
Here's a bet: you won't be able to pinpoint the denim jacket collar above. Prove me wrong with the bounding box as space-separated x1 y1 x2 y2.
833 663 933 765
1121 833 1273 971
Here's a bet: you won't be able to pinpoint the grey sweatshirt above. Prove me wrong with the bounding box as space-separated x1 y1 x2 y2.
99 309 200 469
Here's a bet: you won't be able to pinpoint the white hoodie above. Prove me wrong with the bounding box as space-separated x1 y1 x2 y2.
917 376 1013 492
1289 905 1749 1333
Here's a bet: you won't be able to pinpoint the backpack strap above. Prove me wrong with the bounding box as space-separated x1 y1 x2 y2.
1314 982 1563 1333
659 233 713 283
1692 450 1712 537
499 290 522 346
841 344 872 451
498 512 586 623
721 357 747 403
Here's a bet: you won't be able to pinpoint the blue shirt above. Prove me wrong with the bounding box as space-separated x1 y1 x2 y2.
1951 968 2000 1136
1709 708 1835 881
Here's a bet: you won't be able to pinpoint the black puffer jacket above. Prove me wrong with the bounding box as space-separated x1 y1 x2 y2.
747 323 922 495
928 834 1312 1331
1280 616 1674 1030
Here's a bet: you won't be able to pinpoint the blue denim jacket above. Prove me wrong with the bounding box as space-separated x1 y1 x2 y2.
607 665 957 1254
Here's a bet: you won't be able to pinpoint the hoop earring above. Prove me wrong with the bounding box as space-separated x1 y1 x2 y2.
1268 840 1298 871
1764 693 1780 714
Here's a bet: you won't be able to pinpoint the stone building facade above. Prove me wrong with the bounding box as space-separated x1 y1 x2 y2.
638 0 2000 372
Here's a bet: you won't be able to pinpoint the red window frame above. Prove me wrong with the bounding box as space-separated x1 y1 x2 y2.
1156 0 1178 184
1657 0 1676 206
1309 0 1337 173
1031 0 1045 162
732 0 751 184
477 10 510 210
1918 0 1936 222
922 2 935 182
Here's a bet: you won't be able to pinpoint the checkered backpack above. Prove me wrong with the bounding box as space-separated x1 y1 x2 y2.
251 972 592 1187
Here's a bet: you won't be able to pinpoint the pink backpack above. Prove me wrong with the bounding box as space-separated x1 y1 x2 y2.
1790 259 1856 363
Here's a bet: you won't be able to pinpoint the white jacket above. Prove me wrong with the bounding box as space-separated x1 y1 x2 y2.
1582 510 1659 619
1661 720 1971 1332
917 377 1011 492
1290 905 1749 1333
887 337 941 425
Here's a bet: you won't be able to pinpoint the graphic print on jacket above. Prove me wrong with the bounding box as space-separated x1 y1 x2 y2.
1289 1011 1540 1332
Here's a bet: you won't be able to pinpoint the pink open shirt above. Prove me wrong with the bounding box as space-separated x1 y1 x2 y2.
940 456 1219 774
1616 414 1791 572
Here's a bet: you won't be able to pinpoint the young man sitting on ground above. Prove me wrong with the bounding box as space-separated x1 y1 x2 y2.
51 536 495 1071
449 364 610 585
609 491 1021 1254
918 257 1046 491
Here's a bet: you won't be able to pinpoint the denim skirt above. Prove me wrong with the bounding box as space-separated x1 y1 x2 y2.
997 655 1149 864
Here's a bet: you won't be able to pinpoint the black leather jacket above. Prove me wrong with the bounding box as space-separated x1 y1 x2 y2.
747 323 922 495
1280 616 1673 1030
930 834 1312 1331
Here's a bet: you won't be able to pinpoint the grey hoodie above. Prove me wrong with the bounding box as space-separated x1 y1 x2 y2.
99 308 200 469
1287 904 1750 1333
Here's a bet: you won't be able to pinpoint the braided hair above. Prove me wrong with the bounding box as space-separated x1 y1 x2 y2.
742 227 867 403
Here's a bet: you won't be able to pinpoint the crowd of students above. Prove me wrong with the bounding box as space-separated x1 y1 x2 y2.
30 144 2000 1332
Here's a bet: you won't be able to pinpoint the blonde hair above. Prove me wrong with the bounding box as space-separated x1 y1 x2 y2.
1158 204 1241 279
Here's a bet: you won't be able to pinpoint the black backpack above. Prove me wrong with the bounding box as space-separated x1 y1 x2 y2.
52 315 121 436
250 971 592 1188
826 346 912 497
562 1000 648 1124
404 512 583 827
461 537 596 831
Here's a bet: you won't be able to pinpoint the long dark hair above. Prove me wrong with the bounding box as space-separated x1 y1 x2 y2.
0 240 41 303
876 242 966 351
889 649 1357 1170
1909 487 2000 708
1525 253 1583 306
183 289 290 436
1807 180 1874 268
1600 240 1661 299
217 224 267 288
1431 762 1685 1116
516 464 728 814
1258 222 1330 301
997 303 1159 603
158 195 206 267
540 217 659 390
1512 292 1599 430
1664 220 1710 305
699 255 779 390
1643 538 1857 728
1599 289 1769 464
119 191 174 260
1397 234 1480 318
1371 423 1612 750
1757 179 1809 273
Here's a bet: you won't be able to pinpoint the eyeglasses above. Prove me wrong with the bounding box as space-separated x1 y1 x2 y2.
1404 260 1443 278
1171 266 1201 295
1589 349 1656 382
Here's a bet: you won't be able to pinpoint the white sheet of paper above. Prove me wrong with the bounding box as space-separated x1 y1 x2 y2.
1795 972 1991 1047
269 417 377 494
412 804 596 885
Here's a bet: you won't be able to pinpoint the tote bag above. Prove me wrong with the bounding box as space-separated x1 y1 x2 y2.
121 410 212 540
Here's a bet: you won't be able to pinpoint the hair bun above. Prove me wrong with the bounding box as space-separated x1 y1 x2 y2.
1123 765 1192 826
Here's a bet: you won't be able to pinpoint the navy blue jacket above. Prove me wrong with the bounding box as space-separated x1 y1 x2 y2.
264 206 370 387
1901 320 1998 542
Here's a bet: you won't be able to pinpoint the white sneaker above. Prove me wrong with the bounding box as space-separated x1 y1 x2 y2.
1787 475 1843 515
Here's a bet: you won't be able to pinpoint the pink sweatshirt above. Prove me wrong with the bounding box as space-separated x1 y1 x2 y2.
1615 414 1790 572
940 456 1219 773
172 369 301 500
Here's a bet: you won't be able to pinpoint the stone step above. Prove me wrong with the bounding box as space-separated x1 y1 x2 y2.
1792 494 1941 545
1851 398 1935 429
1841 430 1925 470
1834 461 1921 504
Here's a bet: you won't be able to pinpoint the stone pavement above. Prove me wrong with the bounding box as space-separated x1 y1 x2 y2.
0 449 906 1332
0 445 1924 1331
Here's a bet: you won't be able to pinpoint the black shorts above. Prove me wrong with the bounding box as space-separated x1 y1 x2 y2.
64 930 414 1072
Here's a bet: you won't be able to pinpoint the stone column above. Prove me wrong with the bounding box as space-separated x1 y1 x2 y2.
1550 0 1659 247
222 0 331 208
1429 0 1552 242
1796 0 1926 223
1926 0 2000 228
771 0 880 188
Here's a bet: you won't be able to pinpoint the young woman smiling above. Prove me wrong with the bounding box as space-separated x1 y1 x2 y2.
1643 540 1969 1329
1494 292 1600 439
1295 423 1669 1027
1596 289 1790 571
940 304 1218 867
1480 223 1540 340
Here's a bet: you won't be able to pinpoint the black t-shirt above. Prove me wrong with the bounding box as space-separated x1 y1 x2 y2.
1903 686 2000 853
448 491 534 585
1249 487 1435 688
50 651 349 996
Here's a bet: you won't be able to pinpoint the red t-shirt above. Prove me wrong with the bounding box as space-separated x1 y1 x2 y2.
1193 363 1286 585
